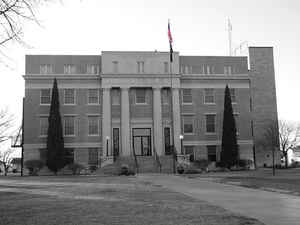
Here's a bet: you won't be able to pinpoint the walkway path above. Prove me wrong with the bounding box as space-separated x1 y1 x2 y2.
138 174 300 225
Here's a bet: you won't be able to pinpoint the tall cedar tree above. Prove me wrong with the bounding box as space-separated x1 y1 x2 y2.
221 85 239 168
46 78 65 174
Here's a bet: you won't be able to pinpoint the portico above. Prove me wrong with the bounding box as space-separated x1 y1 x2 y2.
101 75 182 158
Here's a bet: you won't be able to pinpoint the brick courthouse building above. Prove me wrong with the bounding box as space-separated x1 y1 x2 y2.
23 47 279 172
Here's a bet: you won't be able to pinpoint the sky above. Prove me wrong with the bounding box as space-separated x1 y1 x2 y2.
0 0 300 145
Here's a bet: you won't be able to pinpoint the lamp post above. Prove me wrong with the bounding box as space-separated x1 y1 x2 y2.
106 136 110 157
179 134 184 154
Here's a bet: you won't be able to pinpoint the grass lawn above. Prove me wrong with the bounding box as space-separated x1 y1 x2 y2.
0 175 264 225
188 168 300 196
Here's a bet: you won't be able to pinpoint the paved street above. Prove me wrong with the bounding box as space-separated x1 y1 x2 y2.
138 174 300 225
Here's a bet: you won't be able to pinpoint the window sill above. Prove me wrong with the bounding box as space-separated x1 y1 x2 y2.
183 133 194 135
182 103 193 105
88 134 100 137
40 104 50 106
64 135 76 137
204 103 216 105
64 104 76 106
87 103 100 106
135 103 148 105
39 135 47 138
205 132 217 135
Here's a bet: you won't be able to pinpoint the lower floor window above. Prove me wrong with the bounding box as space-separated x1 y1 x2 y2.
207 145 217 162
184 146 194 162
88 148 98 165
65 148 74 164
39 148 47 163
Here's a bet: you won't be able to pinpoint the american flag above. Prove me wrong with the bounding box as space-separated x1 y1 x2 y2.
168 20 173 62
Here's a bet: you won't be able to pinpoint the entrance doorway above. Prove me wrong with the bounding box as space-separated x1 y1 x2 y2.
113 128 119 158
132 128 152 156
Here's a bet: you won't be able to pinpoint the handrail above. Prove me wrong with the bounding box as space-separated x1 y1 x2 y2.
153 147 162 173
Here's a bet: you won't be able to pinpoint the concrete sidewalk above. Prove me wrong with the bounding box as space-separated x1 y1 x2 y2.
138 174 300 225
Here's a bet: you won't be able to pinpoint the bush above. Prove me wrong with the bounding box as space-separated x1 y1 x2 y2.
193 159 209 169
119 164 135 176
25 159 44 176
12 169 18 173
177 164 185 174
67 163 85 175
237 159 253 170
89 165 98 173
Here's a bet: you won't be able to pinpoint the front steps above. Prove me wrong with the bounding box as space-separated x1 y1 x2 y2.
96 155 175 175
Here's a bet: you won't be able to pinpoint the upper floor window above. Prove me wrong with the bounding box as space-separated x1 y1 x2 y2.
162 88 170 105
64 89 75 105
40 64 53 74
205 114 216 133
112 61 118 73
207 145 217 162
135 89 146 104
88 89 99 105
230 88 236 103
183 115 194 134
182 89 193 104
137 61 145 73
39 117 48 136
224 66 232 75
64 64 76 74
204 88 215 104
86 64 99 74
111 89 120 105
64 116 75 136
164 62 169 73
88 116 99 136
40 89 51 105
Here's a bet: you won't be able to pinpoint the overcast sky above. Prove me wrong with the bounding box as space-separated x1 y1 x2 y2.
0 0 299 132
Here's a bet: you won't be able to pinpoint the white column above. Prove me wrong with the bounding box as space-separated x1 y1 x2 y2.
153 87 163 155
121 88 131 156
172 88 181 154
102 88 111 156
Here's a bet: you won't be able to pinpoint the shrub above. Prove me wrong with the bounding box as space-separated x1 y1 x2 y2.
237 159 253 170
119 164 135 176
25 159 44 176
12 169 18 173
177 164 185 174
67 163 85 175
89 165 98 173
193 159 209 169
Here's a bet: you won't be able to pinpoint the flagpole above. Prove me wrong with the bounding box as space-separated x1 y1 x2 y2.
168 19 176 174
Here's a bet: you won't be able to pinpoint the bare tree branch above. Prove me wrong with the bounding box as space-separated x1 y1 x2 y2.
0 148 15 175
0 108 14 143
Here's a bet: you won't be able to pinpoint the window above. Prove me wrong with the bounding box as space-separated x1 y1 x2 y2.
184 146 194 161
39 117 48 136
64 89 75 105
230 88 236 103
88 148 98 165
64 64 76 74
164 62 169 73
162 89 170 105
64 116 75 136
86 64 99 74
112 61 118 73
183 115 194 134
39 148 47 163
137 61 145 73
182 89 192 104
88 116 99 136
88 89 99 105
111 89 120 105
204 88 215 104
206 114 216 133
40 89 51 105
135 89 146 104
207 145 217 162
65 148 74 164
40 64 53 74
224 66 232 75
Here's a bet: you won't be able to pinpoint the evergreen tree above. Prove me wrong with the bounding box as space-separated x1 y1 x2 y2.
46 78 65 174
221 85 239 168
